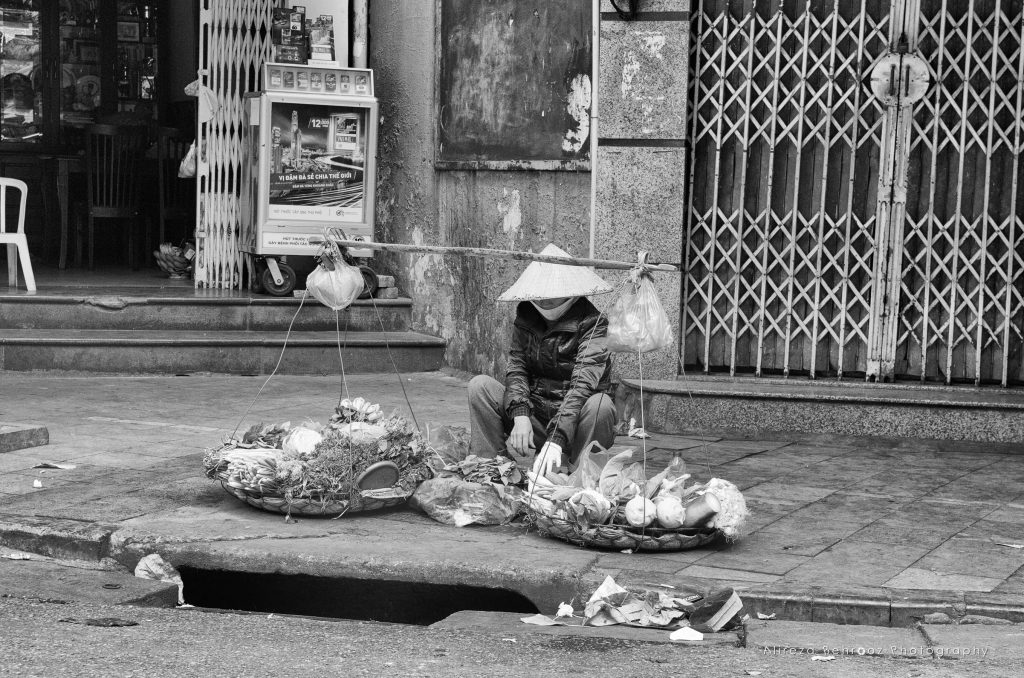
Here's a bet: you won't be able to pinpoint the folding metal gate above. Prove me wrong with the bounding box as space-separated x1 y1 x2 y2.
683 0 1024 386
196 1 275 289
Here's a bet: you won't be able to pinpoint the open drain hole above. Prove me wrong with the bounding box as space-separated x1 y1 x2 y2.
179 567 539 625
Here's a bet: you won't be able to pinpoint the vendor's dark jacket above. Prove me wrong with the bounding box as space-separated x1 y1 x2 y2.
503 298 612 449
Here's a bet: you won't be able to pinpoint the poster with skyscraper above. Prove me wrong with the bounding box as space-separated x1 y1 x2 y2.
267 101 366 221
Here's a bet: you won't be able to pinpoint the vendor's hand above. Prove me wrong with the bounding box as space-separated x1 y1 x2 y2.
508 415 534 457
532 441 562 477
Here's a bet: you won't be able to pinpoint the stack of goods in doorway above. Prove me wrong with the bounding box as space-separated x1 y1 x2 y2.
307 15 335 64
272 5 307 64
271 6 336 65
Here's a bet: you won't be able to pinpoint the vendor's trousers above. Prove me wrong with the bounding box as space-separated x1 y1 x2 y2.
467 374 616 464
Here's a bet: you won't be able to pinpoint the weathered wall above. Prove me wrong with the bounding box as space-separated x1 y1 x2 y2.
370 0 591 378
369 0 686 381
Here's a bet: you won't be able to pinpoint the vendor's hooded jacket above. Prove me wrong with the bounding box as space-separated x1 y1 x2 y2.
502 297 612 449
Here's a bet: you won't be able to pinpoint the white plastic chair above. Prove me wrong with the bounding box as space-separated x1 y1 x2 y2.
0 177 36 292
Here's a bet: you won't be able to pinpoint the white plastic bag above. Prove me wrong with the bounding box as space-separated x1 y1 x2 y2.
306 260 364 310
409 477 524 526
134 553 185 605
606 275 673 353
178 142 197 178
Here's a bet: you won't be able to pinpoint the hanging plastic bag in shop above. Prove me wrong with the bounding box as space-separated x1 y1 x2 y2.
606 255 673 353
178 142 197 178
307 259 364 310
184 77 221 124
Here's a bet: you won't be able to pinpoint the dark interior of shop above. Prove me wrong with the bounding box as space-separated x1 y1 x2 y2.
0 1 199 280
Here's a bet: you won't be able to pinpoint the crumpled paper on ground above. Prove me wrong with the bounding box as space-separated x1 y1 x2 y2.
134 553 184 605
582 576 693 628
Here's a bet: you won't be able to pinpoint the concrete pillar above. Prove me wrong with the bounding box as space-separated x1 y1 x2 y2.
593 1 689 380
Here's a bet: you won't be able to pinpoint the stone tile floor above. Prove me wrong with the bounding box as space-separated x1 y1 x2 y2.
1 371 1022 606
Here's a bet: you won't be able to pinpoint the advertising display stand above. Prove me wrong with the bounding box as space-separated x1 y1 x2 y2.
244 63 378 295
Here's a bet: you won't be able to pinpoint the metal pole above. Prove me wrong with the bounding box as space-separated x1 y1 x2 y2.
589 0 600 259
321 238 679 272
352 0 368 68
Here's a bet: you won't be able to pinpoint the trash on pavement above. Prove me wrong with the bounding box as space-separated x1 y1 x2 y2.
756 612 776 620
582 575 727 631
626 417 650 439
669 626 703 641
688 588 745 633
32 479 42 488
520 614 566 626
995 543 1024 549
32 462 77 470
2 552 31 560
521 577 743 636
134 553 185 605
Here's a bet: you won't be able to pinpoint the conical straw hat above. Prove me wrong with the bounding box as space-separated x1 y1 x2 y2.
497 244 614 302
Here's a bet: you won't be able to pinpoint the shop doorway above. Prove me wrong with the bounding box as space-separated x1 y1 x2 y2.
0 0 199 289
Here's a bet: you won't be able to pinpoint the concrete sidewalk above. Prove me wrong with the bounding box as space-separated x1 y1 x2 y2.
1 371 1023 626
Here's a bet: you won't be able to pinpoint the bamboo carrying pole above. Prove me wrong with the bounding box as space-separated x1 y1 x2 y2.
318 238 679 272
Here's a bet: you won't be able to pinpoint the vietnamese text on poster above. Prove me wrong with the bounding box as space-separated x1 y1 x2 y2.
267 102 367 221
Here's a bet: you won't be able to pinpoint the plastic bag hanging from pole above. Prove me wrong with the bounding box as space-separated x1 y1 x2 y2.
184 76 221 124
178 142 197 178
307 230 364 310
606 252 674 353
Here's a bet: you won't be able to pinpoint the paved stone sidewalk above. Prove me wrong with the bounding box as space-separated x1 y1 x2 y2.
1 371 1022 624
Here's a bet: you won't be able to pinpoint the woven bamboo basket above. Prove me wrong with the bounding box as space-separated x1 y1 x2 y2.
153 249 192 278
533 512 722 552
217 474 411 516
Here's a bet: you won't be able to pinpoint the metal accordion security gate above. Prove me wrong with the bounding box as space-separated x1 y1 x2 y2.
683 0 1024 386
195 1 275 289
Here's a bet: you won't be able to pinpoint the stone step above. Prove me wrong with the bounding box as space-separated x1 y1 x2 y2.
0 291 412 332
0 329 446 375
616 376 1024 443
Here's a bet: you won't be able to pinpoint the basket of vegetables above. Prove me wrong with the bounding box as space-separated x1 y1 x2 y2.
526 447 748 552
203 397 433 517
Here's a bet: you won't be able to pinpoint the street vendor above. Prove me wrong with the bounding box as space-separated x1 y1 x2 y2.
468 243 617 476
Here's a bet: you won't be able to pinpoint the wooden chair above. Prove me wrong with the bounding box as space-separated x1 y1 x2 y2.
155 127 195 244
0 177 35 292
78 123 147 269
